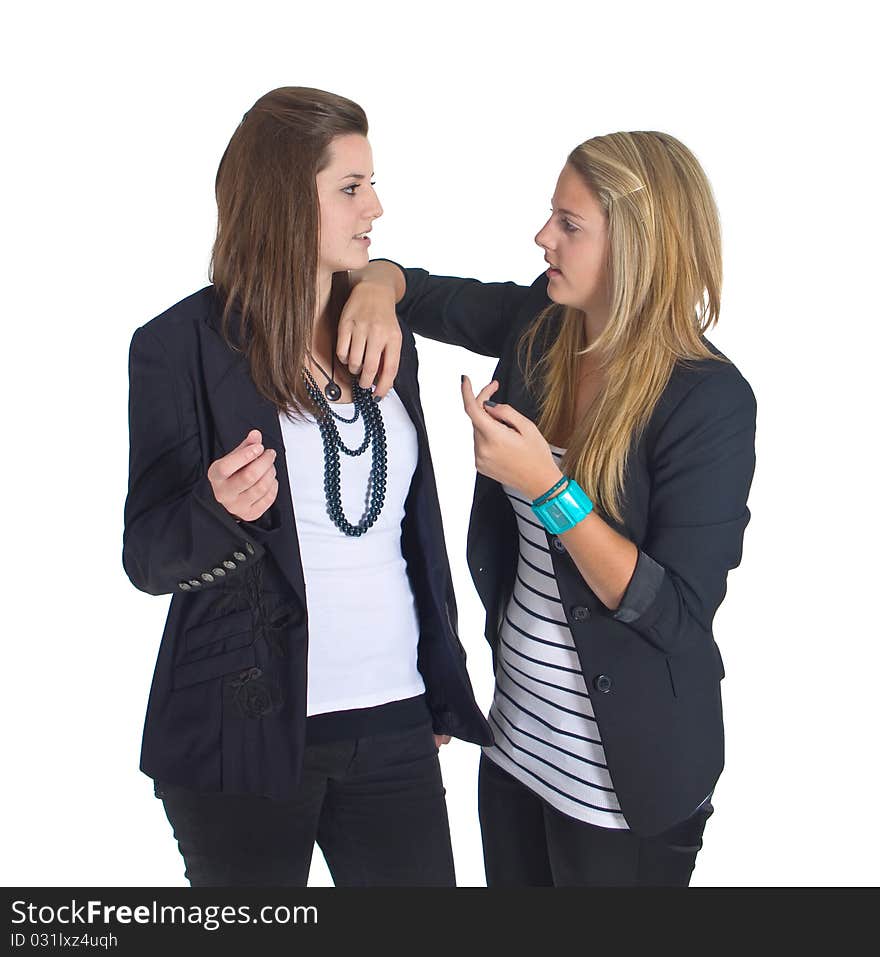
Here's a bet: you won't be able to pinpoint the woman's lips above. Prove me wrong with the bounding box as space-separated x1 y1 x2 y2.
354 236 371 246
546 266 561 277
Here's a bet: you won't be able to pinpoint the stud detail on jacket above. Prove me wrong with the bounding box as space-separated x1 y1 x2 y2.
178 543 254 591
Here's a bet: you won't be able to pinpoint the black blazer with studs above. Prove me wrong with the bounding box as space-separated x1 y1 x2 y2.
388 264 757 836
123 286 492 799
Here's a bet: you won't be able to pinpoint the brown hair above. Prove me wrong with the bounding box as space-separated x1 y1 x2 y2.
518 131 728 524
210 86 368 418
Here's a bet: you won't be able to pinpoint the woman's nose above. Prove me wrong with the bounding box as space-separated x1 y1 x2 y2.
535 216 554 249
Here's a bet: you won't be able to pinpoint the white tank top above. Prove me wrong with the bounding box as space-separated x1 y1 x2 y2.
279 388 425 716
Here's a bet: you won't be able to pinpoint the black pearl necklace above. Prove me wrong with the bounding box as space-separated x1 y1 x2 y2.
308 351 342 402
302 368 387 536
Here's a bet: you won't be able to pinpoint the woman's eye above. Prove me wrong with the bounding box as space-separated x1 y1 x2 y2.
561 217 579 233
343 181 376 196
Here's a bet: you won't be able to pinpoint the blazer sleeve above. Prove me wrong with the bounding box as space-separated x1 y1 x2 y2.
610 366 758 657
372 258 536 359
122 325 266 597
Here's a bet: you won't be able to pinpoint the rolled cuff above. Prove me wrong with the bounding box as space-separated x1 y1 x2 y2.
612 549 666 623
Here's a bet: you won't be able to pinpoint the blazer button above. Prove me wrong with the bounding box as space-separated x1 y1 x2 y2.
223 560 236 570
233 551 247 562
593 674 613 694
178 581 191 591
200 572 214 583
188 579 202 588
245 542 256 555
212 567 226 577
571 605 590 622
551 536 566 553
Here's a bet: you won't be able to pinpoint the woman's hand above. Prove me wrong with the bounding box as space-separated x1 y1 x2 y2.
207 429 279 522
461 376 563 501
337 267 404 399
434 734 452 748
463 377 642 614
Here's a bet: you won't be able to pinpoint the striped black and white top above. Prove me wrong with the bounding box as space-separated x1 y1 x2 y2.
481 446 629 830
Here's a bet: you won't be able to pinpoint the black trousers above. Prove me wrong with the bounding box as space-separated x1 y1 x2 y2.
155 720 455 887
478 754 714 886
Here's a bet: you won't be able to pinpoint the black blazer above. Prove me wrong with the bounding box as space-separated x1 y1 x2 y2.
391 265 758 836
123 286 492 799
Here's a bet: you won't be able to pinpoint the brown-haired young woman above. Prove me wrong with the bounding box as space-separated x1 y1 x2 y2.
348 131 757 886
123 87 490 886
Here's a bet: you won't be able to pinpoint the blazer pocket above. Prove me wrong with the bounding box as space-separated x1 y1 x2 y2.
666 642 724 700
173 645 256 690
185 609 253 653
665 657 678 698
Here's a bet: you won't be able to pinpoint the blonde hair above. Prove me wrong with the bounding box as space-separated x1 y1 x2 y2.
519 131 729 524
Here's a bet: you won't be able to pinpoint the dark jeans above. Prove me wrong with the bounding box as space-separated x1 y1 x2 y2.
155 720 455 887
478 754 714 887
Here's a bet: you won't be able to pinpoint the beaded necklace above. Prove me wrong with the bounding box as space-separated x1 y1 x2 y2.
301 367 387 536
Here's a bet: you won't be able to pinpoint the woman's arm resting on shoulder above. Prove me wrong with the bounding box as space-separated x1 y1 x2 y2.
347 258 537 360
337 261 405 398
122 326 268 597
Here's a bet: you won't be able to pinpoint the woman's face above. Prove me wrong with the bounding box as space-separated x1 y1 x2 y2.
316 133 383 275
535 163 610 317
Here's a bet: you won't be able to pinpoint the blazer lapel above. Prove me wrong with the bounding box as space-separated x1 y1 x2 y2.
504 359 541 423
201 302 307 607
389 327 424 438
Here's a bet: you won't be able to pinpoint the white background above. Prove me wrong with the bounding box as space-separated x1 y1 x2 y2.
3 0 877 887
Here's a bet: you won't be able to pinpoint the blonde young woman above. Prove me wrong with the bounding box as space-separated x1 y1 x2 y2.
343 131 757 886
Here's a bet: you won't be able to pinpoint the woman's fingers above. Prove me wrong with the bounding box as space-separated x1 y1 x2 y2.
463 377 521 437
335 317 353 366
226 449 277 497
208 432 264 483
345 324 368 376
206 431 280 521
461 376 499 432
243 475 279 516
336 283 402 397
211 444 276 502
246 459 278 499
373 348 399 399
231 456 279 520
358 341 383 392
475 379 501 404
482 400 531 433
460 375 483 428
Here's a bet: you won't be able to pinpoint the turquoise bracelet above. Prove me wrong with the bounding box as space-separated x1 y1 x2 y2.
533 475 569 507
531 478 594 534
